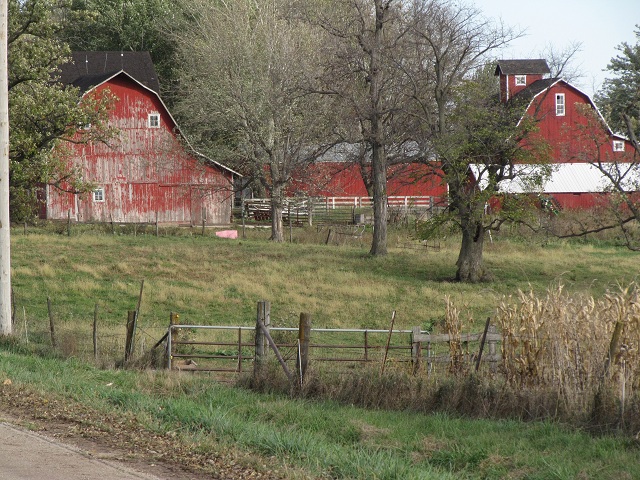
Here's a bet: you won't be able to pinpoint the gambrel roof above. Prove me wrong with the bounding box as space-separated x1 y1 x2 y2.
59 51 160 94
511 77 628 141
494 59 551 76
60 64 241 178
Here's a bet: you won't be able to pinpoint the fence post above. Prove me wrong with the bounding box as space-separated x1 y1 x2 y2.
487 324 498 372
237 327 243 373
167 312 179 369
242 199 246 239
364 330 369 362
297 313 311 384
411 326 422 374
125 310 137 362
255 301 270 373
47 297 56 349
93 303 98 360
475 317 491 372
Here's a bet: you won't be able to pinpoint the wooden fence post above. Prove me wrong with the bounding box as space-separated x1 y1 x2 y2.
255 301 270 373
47 297 56 348
241 199 246 239
167 312 179 369
93 303 98 360
411 326 422 374
380 310 396 375
297 313 311 383
125 310 137 362
487 325 498 372
257 319 293 382
475 317 491 372
604 320 623 377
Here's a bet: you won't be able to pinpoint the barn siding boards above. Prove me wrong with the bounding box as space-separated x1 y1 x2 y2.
290 162 447 199
45 53 236 225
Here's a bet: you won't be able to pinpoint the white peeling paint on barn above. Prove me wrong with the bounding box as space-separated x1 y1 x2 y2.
45 72 237 225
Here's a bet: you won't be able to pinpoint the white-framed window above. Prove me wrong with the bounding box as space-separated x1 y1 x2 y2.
148 112 160 128
515 75 527 86
555 94 565 116
613 140 625 152
93 187 105 202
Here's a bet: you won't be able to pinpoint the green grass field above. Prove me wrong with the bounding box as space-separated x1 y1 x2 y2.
3 225 640 478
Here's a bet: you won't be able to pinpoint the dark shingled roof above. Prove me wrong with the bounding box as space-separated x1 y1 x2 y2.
59 51 160 94
512 78 560 100
494 59 551 76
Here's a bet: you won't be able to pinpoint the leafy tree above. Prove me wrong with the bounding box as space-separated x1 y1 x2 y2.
551 27 640 251
59 0 176 95
171 0 336 242
9 0 114 221
597 26 640 152
419 68 550 281
554 106 640 251
403 1 535 282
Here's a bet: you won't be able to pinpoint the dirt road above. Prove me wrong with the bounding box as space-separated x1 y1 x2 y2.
0 384 282 480
0 421 164 479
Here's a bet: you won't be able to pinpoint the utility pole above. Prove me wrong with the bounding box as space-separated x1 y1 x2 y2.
0 0 11 336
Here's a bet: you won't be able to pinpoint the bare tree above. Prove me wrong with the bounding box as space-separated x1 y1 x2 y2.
541 41 584 83
308 0 412 255
171 0 334 242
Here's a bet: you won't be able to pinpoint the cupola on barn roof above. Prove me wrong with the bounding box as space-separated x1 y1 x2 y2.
494 59 551 76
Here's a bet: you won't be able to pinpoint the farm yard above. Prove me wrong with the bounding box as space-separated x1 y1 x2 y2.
1 223 640 479
2 0 640 478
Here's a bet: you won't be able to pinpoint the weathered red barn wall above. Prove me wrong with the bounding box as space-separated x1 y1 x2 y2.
553 192 640 210
500 73 545 103
289 162 447 199
552 193 604 210
46 76 233 225
525 83 632 164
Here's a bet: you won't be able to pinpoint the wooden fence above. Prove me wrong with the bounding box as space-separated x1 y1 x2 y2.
162 302 502 379
241 196 447 225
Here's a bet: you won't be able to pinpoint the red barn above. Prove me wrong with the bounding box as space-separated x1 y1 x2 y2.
43 52 239 225
494 59 636 209
288 144 447 208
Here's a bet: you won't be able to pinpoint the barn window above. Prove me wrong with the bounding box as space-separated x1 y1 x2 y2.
613 140 625 152
515 75 526 86
93 187 104 202
148 113 160 128
555 94 565 116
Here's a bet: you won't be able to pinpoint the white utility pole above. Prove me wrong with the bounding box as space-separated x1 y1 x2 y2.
0 0 11 336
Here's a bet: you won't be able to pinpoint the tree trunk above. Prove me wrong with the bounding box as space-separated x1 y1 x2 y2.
270 185 285 243
370 142 387 255
369 0 388 256
455 218 490 283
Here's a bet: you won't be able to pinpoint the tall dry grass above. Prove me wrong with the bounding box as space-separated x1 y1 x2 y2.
495 283 640 428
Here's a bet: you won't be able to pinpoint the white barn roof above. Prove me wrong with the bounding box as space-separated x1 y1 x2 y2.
470 163 640 194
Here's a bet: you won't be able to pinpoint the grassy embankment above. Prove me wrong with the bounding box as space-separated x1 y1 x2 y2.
2 225 639 478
